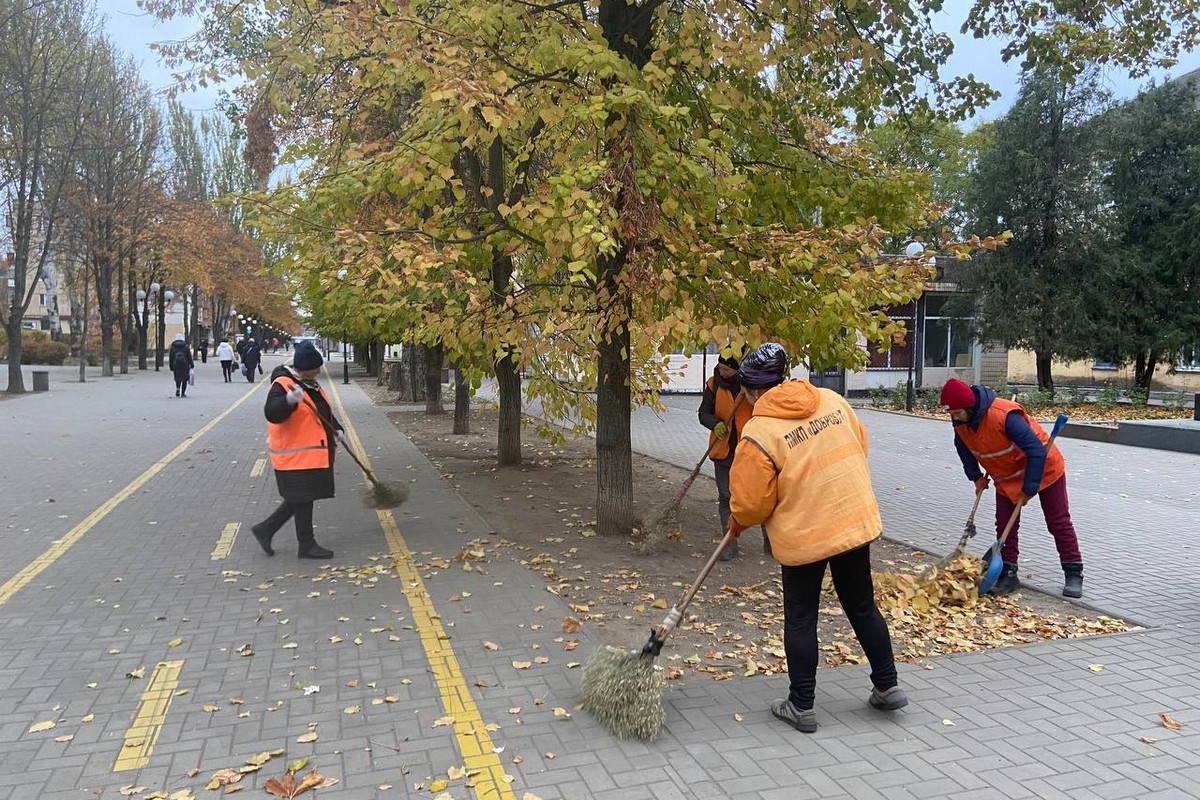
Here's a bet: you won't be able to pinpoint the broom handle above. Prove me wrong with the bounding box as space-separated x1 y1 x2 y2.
674 394 748 502
296 393 381 487
676 530 734 612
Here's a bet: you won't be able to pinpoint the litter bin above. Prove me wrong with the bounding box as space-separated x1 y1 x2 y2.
32 370 49 392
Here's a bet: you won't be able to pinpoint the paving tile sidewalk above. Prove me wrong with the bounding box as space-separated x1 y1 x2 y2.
0 367 1197 800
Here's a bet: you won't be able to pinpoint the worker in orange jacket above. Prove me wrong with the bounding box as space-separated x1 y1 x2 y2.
940 378 1083 598
697 352 755 560
728 343 907 734
251 340 341 560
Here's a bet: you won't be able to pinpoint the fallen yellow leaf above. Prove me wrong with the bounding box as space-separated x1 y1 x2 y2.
1160 712 1184 731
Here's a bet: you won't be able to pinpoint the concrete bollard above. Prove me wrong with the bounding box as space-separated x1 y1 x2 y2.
31 370 49 392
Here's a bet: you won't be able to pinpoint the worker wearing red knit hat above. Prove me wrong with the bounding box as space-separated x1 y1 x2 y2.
940 378 1084 598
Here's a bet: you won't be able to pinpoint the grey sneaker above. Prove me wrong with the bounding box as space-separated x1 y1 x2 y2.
869 686 909 711
770 699 817 733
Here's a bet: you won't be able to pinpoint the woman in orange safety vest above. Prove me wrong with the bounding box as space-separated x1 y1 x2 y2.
250 340 342 560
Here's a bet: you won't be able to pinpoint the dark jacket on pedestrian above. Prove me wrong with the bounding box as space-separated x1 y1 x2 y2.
265 364 342 503
169 340 194 381
242 339 261 371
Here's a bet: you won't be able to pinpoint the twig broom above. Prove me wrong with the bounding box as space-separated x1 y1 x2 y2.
581 531 733 740
639 396 745 552
300 397 410 510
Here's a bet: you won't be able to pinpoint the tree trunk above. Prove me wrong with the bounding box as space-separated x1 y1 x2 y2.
1035 351 1053 392
1134 351 1157 392
101 322 115 377
137 317 148 370
596 299 633 537
5 320 24 394
78 275 88 383
425 341 444 415
453 359 471 435
371 339 383 379
395 343 426 401
495 351 522 465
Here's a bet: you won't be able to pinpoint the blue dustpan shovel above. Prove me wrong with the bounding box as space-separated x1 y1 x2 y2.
977 413 1069 594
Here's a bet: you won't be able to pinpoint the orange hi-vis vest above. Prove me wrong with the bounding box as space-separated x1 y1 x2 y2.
954 397 1065 503
730 382 881 567
706 378 753 461
267 375 333 472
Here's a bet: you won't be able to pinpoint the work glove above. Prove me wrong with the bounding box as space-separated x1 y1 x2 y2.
727 516 749 540
713 421 729 439
973 475 990 493
285 385 305 406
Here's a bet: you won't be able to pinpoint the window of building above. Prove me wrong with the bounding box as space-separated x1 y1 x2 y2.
923 294 975 368
1178 342 1200 373
38 293 46 306
866 304 913 369
1092 359 1119 371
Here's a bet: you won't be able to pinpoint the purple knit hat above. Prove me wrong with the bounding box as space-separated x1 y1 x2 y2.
738 343 788 388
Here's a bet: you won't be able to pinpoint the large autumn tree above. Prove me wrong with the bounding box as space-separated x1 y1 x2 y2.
149 0 1200 535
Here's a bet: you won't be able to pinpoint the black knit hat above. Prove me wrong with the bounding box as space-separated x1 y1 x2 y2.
738 343 788 388
293 340 324 371
717 353 740 369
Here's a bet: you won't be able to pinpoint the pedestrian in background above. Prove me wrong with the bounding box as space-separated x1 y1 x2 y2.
216 339 235 383
940 378 1084 598
168 333 194 398
697 352 755 560
251 340 340 560
241 337 261 383
198 337 208 363
728 343 907 733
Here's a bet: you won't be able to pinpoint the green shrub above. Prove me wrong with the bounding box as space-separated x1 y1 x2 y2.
918 384 942 411
20 339 70 365
1020 387 1057 409
1063 385 1084 407
1095 383 1121 412
1129 388 1149 407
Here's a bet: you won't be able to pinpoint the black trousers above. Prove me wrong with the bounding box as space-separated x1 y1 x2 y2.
174 378 188 396
256 501 315 546
782 543 898 709
220 360 233 381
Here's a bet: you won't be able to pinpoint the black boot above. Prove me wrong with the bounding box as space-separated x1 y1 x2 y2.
251 524 275 556
298 542 333 559
989 562 1020 596
718 539 739 561
1062 562 1083 598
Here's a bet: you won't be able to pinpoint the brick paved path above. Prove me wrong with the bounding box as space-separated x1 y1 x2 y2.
0 366 1197 799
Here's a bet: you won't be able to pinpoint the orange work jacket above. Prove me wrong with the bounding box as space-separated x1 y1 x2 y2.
706 378 753 461
729 381 881 566
954 398 1065 503
267 375 333 472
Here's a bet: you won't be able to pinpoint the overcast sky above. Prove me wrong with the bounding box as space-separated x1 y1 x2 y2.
99 0 1200 123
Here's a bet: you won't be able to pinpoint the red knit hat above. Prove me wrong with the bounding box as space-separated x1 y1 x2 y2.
940 378 976 410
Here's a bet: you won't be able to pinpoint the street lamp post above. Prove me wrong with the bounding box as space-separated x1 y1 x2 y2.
902 241 924 412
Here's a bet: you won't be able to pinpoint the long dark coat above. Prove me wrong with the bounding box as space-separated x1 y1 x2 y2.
169 341 194 381
242 339 261 372
265 364 342 503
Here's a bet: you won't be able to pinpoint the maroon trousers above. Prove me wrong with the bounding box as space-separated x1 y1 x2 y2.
995 475 1082 564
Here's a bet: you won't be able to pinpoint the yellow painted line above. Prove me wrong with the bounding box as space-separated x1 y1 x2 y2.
326 379 516 800
0 382 263 607
113 660 184 772
210 523 241 561
251 458 267 477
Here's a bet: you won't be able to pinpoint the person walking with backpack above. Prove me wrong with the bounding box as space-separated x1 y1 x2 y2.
727 343 907 733
168 333 194 397
939 378 1084 598
251 340 340 560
